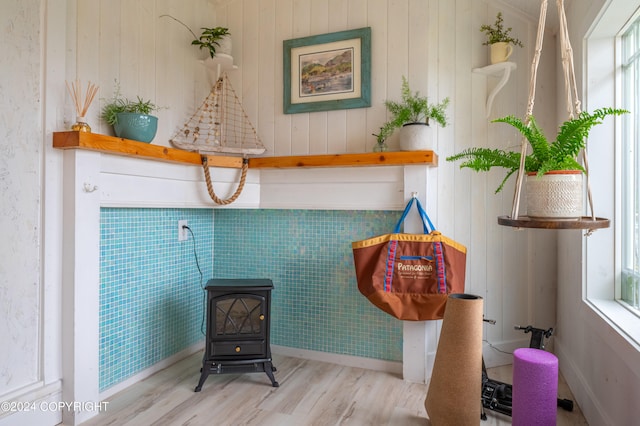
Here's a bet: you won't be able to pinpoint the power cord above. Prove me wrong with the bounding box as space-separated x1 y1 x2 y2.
483 339 513 355
182 225 207 336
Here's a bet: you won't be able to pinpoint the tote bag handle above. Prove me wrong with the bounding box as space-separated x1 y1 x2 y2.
393 196 436 234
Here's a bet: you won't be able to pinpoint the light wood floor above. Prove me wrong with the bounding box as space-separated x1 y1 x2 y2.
81 351 588 425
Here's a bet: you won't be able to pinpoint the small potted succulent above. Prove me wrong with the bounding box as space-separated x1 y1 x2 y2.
380 76 450 151
480 12 523 64
446 108 628 219
101 82 160 143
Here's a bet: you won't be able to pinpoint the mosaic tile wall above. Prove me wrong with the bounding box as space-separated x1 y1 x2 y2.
99 208 403 391
212 209 403 362
99 208 214 391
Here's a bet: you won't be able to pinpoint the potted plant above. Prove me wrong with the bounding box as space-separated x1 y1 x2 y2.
380 76 450 151
372 125 393 152
446 108 628 218
480 12 523 64
160 15 231 59
101 83 160 143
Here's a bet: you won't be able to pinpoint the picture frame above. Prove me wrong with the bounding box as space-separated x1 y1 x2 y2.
283 27 371 114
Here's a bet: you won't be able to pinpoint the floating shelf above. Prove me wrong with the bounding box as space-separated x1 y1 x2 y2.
249 151 437 169
52 131 438 169
498 215 610 230
202 54 238 81
473 62 517 118
52 131 244 168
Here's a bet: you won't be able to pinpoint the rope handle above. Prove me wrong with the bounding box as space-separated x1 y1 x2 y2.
393 196 436 234
511 0 595 221
201 156 249 205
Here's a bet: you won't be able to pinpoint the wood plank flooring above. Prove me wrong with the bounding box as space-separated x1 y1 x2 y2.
81 351 588 425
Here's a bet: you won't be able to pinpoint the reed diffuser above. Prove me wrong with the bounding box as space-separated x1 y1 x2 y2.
66 79 99 132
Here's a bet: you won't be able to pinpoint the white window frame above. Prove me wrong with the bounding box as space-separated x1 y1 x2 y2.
620 14 640 311
584 0 640 351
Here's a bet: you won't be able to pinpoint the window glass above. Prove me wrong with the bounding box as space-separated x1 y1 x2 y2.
621 18 640 310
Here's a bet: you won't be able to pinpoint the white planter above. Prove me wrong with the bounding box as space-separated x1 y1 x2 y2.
526 171 583 219
398 123 432 151
217 35 232 56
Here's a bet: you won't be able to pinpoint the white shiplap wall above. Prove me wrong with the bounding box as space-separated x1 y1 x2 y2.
217 0 559 361
67 0 557 362
0 0 562 424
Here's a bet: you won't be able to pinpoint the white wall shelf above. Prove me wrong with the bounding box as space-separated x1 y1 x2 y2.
473 62 517 118
203 54 238 81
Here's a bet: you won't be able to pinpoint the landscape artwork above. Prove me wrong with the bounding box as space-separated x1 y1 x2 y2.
283 27 371 113
298 48 354 98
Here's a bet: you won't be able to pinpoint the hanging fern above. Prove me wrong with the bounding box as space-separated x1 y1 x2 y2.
447 108 628 193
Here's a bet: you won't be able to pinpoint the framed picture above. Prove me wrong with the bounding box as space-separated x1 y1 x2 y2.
283 27 371 114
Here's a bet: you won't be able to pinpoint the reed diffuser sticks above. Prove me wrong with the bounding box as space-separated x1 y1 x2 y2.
66 79 99 132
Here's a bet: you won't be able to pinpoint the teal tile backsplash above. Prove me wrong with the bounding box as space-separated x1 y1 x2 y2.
99 208 214 391
212 210 403 362
99 208 402 392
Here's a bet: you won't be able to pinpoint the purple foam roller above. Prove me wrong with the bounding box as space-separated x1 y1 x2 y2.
512 348 558 426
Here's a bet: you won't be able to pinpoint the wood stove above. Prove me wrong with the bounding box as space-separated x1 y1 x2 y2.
195 278 279 392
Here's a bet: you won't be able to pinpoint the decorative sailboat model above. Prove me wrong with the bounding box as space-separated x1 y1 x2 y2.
171 73 265 155
170 73 265 204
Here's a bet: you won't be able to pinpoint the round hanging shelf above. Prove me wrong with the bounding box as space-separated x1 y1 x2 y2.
497 216 610 230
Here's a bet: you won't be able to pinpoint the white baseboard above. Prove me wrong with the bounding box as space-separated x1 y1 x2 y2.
271 345 403 375
99 342 204 400
555 339 610 426
0 382 62 426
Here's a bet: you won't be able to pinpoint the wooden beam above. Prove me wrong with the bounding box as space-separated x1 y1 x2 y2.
248 151 437 168
52 132 438 170
52 131 244 168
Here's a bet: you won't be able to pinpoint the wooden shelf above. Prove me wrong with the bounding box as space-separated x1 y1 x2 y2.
498 215 610 230
248 151 437 168
53 131 438 169
52 131 244 168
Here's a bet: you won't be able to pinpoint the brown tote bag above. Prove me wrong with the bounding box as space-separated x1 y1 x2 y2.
352 197 467 320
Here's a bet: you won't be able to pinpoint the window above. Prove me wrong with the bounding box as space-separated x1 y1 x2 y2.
583 0 640 349
621 17 640 311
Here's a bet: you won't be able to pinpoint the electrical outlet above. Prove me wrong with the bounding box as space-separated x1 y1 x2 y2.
178 220 188 241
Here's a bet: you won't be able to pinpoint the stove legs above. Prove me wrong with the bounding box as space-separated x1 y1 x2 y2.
194 360 279 392
194 365 209 392
265 361 279 387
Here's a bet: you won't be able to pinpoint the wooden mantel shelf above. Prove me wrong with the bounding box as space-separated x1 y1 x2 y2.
249 151 437 168
52 131 244 168
52 131 438 169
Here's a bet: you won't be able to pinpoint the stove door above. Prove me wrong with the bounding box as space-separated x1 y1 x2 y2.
211 293 267 338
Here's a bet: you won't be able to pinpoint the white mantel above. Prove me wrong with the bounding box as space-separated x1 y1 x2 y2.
60 149 438 424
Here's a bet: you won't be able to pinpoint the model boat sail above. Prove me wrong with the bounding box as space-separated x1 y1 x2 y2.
170 73 265 155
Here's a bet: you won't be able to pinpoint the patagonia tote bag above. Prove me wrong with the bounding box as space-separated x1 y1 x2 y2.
352 197 467 320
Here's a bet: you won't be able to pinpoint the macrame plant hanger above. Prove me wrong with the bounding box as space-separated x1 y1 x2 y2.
170 73 265 205
508 0 601 234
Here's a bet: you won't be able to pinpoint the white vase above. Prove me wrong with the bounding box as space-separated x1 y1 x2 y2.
526 171 583 219
398 123 432 150
217 35 232 56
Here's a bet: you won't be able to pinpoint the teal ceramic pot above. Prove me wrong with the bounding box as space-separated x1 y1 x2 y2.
113 113 158 143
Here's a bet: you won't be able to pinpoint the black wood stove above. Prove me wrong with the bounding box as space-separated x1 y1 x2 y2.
195 278 279 392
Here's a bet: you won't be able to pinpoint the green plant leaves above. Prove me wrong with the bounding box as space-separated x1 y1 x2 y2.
380 76 449 139
446 108 629 193
101 81 160 126
192 27 230 58
480 12 523 47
